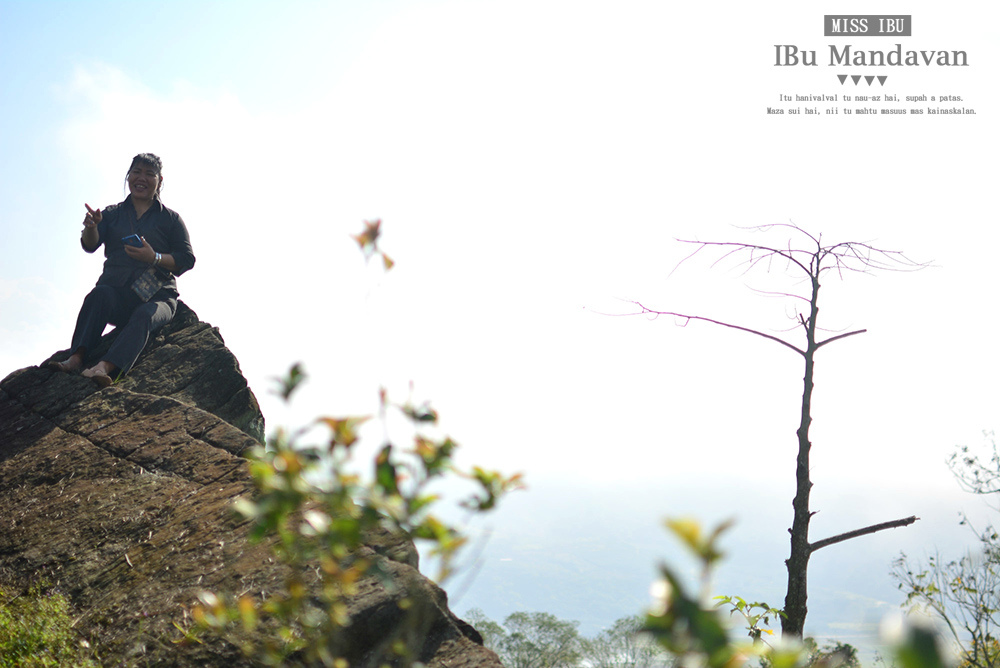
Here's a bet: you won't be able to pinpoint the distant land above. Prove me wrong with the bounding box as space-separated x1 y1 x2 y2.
434 475 990 660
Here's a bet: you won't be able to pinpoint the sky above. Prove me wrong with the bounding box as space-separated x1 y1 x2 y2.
2 0 999 654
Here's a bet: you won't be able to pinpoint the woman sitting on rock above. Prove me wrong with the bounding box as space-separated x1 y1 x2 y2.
49 153 196 387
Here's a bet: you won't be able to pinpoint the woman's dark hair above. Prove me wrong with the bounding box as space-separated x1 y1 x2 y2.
124 153 164 199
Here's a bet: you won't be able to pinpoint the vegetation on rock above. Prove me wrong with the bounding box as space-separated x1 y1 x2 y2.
0 586 99 667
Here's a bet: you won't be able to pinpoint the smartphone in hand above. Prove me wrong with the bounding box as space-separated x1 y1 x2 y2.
122 234 143 248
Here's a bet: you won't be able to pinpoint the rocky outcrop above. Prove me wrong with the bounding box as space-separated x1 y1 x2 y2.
50 301 266 443
0 302 499 667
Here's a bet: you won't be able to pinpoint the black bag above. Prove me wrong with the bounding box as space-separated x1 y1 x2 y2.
130 266 170 302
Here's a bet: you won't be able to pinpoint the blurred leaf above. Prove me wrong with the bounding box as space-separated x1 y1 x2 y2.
644 566 733 667
461 468 526 511
402 401 439 425
665 518 703 555
351 218 382 250
232 497 258 521
317 416 371 449
408 493 440 516
894 625 948 668
412 436 457 477
768 645 807 668
665 517 732 565
301 510 330 537
274 450 302 475
238 596 258 632
272 363 307 402
375 444 399 495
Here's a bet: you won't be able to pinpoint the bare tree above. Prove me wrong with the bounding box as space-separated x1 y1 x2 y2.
630 223 926 637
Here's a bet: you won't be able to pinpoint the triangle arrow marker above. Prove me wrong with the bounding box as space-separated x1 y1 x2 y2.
852 75 862 85
878 75 888 85
838 75 848 84
865 76 875 85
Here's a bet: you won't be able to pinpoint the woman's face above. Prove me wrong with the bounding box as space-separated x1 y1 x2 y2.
127 162 162 201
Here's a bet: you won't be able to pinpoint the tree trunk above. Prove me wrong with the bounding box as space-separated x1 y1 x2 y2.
782 277 819 637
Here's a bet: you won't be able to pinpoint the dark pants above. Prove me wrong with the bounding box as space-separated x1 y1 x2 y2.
71 285 177 374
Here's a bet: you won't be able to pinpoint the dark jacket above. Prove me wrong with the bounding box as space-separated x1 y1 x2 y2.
83 196 196 298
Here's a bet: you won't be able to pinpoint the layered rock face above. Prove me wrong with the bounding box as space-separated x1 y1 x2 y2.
0 302 498 667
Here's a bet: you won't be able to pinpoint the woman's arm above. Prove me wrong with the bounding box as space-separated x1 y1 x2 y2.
124 211 195 273
81 203 101 252
163 211 195 275
124 238 180 271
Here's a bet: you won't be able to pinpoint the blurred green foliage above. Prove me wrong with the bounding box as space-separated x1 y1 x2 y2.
189 221 523 666
190 368 523 667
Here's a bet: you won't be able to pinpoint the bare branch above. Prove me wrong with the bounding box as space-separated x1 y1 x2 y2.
629 302 805 356
810 516 919 553
733 222 820 249
819 241 932 276
745 284 811 304
676 239 813 277
668 242 710 278
815 329 867 349
676 225 930 283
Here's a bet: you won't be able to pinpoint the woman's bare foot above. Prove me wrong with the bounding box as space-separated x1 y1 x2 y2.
81 361 117 387
47 352 84 373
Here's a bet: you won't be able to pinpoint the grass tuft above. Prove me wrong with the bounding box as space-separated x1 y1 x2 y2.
0 586 100 667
